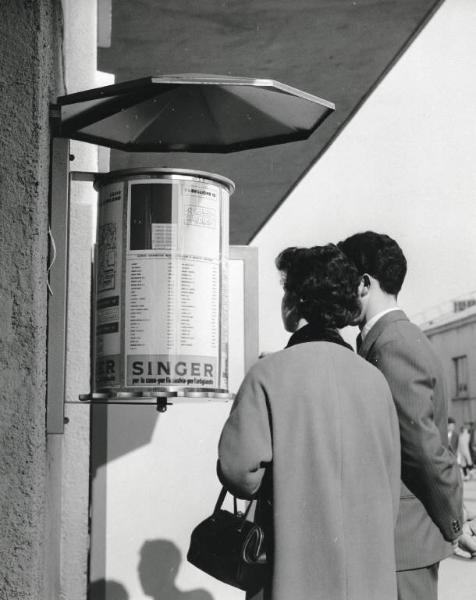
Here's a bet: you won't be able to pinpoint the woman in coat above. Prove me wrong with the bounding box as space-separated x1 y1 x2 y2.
218 244 401 600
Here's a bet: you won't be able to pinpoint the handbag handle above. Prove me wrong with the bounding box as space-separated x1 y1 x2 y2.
214 487 256 524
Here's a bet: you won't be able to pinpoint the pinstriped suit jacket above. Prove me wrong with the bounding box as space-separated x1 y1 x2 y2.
359 310 463 570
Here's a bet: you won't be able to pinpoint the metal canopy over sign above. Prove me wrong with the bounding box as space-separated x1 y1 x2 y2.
53 74 335 153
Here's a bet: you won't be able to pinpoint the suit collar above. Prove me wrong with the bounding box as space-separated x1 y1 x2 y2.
358 309 409 358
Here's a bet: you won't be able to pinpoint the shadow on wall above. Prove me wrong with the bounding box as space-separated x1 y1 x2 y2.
91 404 159 472
139 539 214 600
89 578 129 599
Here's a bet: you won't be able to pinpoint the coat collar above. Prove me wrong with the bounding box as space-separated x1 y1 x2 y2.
358 309 409 358
286 323 354 352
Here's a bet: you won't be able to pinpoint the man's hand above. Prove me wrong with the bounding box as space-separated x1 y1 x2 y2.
453 519 476 558
463 505 476 522
464 516 476 537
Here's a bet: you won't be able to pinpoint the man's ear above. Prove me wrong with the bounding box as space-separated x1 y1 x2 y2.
359 274 371 298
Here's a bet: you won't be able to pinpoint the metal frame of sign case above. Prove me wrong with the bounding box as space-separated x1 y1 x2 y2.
229 245 259 375
46 144 260 430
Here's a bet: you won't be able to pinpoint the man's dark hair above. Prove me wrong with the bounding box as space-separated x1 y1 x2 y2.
276 244 360 329
337 231 407 296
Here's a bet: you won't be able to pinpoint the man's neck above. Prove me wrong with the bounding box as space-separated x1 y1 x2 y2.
361 295 398 329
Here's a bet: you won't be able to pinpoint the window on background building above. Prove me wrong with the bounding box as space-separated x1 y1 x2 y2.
453 355 469 398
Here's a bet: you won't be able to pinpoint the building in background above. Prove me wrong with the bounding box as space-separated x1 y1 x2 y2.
419 293 476 427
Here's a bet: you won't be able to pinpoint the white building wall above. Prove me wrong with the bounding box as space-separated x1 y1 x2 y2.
88 258 251 600
60 2 113 598
251 0 476 353
424 315 476 425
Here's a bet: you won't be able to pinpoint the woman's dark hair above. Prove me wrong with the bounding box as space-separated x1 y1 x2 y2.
276 244 361 329
337 231 407 296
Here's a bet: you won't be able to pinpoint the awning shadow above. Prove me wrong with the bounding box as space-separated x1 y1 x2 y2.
91 403 160 473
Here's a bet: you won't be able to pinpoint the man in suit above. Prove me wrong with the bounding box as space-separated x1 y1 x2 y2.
338 231 468 600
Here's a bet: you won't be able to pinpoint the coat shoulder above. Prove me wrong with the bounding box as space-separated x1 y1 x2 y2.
374 319 441 367
377 317 426 345
254 342 392 393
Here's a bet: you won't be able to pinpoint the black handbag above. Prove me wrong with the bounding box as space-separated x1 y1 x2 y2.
187 487 268 591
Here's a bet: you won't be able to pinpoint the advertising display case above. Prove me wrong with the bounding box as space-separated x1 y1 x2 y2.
93 169 234 399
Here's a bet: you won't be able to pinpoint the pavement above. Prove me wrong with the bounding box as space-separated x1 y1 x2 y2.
439 479 476 600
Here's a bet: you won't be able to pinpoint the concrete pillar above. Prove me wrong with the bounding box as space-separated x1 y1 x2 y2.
0 1 63 598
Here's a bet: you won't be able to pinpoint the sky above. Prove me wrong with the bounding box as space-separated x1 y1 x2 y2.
251 0 476 352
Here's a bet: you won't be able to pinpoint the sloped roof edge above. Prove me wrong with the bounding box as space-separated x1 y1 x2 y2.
248 0 445 244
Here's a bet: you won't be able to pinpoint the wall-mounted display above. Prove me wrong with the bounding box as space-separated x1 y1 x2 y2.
93 169 234 396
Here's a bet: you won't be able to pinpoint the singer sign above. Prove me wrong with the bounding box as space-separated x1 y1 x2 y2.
93 169 234 394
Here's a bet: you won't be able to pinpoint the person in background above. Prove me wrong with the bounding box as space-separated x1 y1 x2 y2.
457 424 474 481
218 244 401 600
338 231 469 600
448 417 459 454
469 422 476 466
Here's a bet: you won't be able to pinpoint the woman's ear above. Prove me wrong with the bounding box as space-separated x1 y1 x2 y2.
281 291 301 332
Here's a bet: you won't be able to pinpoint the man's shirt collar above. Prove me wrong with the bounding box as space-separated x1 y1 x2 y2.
361 307 401 341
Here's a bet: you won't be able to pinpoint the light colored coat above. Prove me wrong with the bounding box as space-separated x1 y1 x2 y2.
358 310 463 570
219 341 400 600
